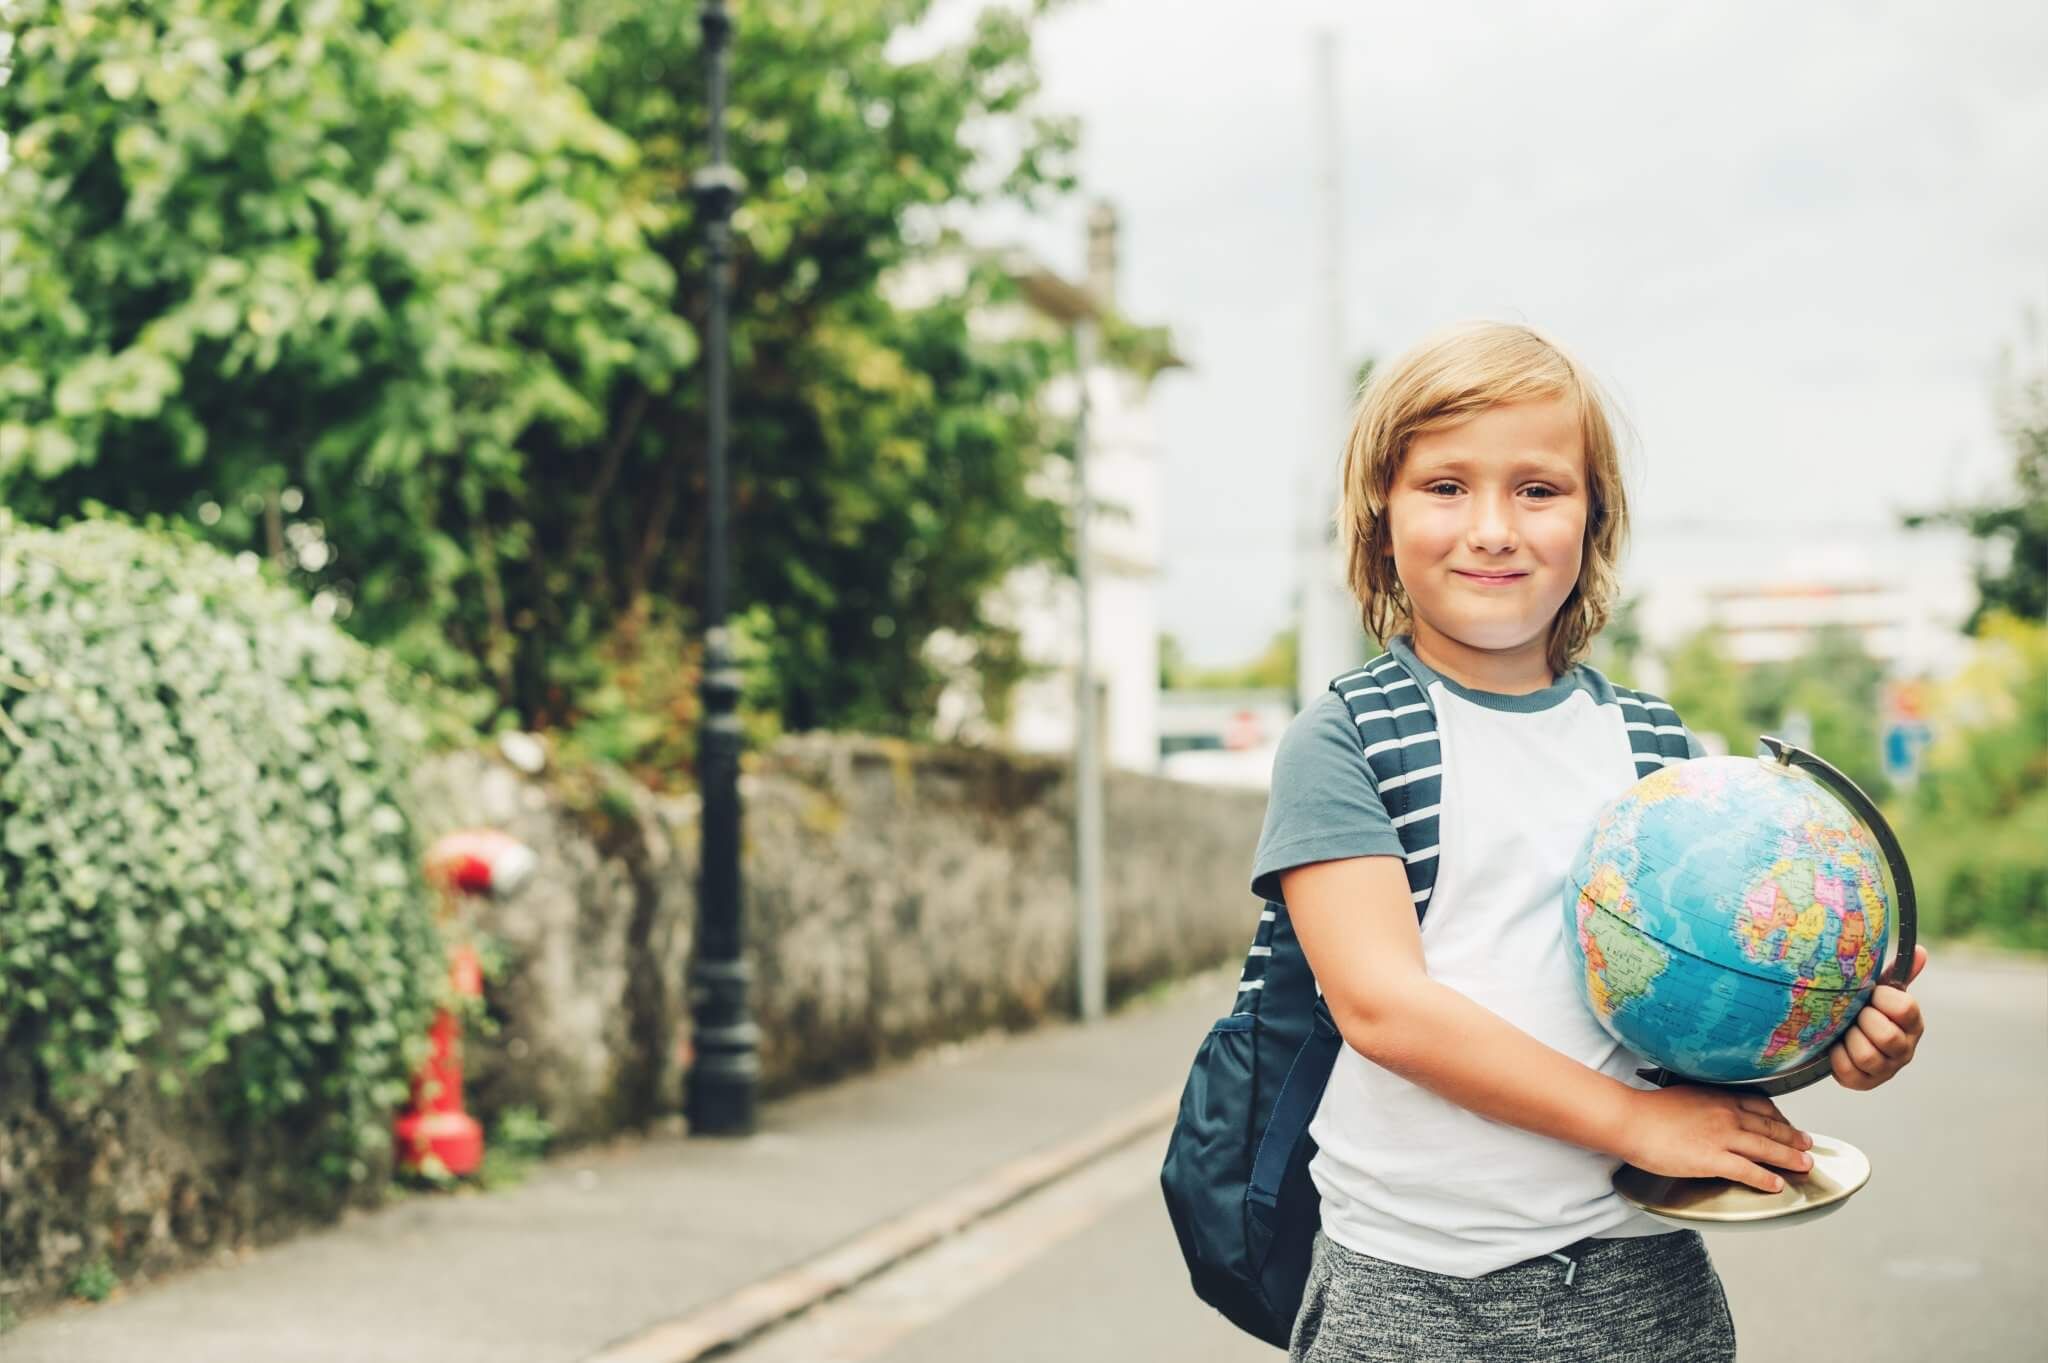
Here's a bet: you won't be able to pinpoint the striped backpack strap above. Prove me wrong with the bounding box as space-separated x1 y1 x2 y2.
1611 684 1694 778
1229 649 1442 1016
1328 650 1445 923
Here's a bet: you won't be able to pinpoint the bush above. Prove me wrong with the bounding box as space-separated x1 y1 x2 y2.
0 513 448 1185
1890 613 2048 952
66 1256 117 1304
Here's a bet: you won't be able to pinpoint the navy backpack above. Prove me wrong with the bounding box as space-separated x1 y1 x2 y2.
1158 648 1693 1348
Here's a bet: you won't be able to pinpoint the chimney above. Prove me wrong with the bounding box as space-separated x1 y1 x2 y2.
1085 200 1118 311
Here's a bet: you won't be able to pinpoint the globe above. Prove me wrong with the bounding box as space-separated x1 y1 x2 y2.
1562 752 1897 1087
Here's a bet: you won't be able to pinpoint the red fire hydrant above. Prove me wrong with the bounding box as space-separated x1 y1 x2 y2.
393 829 537 1178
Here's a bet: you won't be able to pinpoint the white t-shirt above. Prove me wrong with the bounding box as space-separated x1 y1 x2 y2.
1250 635 1702 1278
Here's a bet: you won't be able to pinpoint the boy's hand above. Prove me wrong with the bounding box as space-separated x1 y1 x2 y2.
1618 1085 1815 1193
1830 944 1928 1091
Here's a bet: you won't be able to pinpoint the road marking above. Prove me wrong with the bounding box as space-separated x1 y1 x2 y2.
583 1088 1179 1363
724 1125 1171 1362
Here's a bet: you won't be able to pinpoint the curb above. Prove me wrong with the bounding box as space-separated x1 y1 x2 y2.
581 1085 1182 1363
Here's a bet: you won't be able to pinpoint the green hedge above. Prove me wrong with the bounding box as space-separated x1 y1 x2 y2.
1888 614 2048 955
1897 787 2048 952
0 513 445 1184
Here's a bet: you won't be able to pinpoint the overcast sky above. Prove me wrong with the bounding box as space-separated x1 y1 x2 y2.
948 0 2048 665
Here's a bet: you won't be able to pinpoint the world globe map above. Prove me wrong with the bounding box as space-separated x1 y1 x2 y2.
1563 755 1896 1085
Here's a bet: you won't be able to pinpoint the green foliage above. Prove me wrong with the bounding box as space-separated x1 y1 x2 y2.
1163 627 1297 693
1098 310 1181 384
1902 313 2048 631
0 0 695 713
66 1255 117 1304
1660 626 1754 753
494 1103 554 1160
1660 623 1891 800
1669 615 2048 951
0 0 1095 757
553 0 1083 736
1743 623 1891 803
1892 614 2048 950
0 515 444 1186
475 1103 553 1191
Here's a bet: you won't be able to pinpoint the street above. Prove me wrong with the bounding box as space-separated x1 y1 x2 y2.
724 950 2047 1363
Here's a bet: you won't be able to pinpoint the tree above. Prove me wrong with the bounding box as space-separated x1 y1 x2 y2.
1902 314 2048 631
547 0 1085 737
0 0 1088 752
0 0 692 711
1742 623 1891 802
1660 626 1752 756
1664 622 1892 799
1891 613 2048 948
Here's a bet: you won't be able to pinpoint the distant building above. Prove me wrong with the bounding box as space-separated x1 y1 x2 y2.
1699 580 1949 669
894 205 1185 772
1626 526 1979 690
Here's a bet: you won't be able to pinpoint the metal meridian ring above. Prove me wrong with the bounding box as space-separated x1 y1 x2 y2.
1635 735 1919 1099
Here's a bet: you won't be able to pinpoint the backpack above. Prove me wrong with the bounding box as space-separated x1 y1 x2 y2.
1157 648 1694 1348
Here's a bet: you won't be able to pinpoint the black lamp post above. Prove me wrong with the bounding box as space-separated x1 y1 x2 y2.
685 0 757 1137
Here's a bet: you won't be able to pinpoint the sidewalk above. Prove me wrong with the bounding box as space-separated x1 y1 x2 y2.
2 965 1236 1363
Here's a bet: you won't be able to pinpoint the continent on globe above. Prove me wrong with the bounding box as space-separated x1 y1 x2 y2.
1562 752 1899 1087
1574 863 1671 1021
1737 859 1830 968
1760 957 1860 1067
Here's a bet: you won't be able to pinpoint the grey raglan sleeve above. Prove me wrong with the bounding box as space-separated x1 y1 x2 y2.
1683 724 1710 760
1249 690 1408 905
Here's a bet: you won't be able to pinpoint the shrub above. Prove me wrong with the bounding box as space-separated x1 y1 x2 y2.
1890 613 2048 953
0 513 447 1185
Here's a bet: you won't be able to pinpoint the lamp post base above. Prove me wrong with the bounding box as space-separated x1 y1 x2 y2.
684 1070 758 1136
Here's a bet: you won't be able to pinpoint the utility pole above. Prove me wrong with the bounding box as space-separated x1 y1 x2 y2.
1297 27 1365 709
1072 317 1105 1024
685 0 758 1137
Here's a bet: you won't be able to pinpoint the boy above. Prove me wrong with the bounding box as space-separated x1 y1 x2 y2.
1257 321 1928 1360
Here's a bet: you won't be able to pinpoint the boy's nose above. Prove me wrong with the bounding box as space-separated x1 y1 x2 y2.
1466 500 1518 552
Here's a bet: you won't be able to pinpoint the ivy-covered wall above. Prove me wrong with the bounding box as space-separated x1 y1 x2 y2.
0 516 453 1312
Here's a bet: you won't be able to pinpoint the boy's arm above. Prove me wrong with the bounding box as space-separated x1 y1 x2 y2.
1284 855 1814 1194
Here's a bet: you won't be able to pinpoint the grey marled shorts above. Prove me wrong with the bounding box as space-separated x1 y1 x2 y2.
1288 1227 1737 1362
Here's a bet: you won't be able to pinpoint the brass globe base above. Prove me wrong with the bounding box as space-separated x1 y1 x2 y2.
1613 1132 1872 1233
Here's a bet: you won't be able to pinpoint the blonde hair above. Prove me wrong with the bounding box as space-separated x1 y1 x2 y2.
1336 320 1630 678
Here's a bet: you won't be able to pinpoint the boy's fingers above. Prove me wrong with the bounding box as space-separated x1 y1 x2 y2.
1830 1041 1872 1090
1738 1131 1812 1173
1737 1110 1810 1149
1869 985 1924 1035
1855 1008 1913 1061
1734 1093 1787 1122
1841 1025 1888 1076
1905 943 1929 986
1831 1044 1869 1089
1723 1155 1789 1194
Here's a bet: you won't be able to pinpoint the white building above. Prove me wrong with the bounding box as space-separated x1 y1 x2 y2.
896 205 1185 772
1624 524 1980 691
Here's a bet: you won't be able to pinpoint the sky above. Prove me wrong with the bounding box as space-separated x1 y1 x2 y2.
947 0 2048 666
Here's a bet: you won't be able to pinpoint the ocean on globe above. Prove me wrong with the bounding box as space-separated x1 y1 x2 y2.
1562 755 1895 1085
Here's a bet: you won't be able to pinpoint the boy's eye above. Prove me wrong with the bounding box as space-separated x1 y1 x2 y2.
1425 481 1460 496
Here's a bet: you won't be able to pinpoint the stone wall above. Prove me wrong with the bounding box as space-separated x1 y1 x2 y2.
425 732 1268 1135
0 734 1267 1316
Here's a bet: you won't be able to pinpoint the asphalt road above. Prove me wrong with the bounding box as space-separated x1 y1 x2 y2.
726 949 2048 1363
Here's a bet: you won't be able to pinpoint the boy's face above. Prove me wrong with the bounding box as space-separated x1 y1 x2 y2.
1385 396 1589 680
